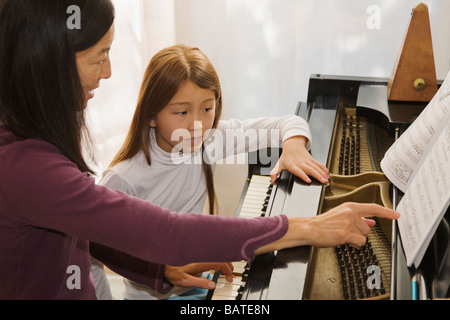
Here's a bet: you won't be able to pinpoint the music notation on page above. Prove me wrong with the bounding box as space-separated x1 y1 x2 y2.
381 71 450 268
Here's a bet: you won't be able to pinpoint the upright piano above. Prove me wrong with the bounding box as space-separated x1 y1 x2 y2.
209 75 450 300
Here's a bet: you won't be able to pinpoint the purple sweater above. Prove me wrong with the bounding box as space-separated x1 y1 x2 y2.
0 126 288 300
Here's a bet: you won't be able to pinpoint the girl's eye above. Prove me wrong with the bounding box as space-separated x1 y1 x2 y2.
203 107 213 113
176 111 188 116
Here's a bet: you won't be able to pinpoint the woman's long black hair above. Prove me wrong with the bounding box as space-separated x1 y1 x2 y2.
0 0 115 175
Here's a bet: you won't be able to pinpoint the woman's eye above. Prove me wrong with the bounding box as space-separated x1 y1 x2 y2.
203 107 213 113
176 111 188 116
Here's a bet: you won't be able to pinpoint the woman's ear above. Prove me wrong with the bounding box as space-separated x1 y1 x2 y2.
149 119 157 128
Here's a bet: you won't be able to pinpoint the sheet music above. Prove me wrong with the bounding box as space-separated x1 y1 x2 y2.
381 72 450 193
396 122 450 267
381 71 450 268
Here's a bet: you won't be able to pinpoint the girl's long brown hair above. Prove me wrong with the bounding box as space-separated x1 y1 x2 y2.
110 45 223 215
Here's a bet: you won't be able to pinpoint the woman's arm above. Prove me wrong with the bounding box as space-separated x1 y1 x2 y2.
3 139 288 267
256 202 400 254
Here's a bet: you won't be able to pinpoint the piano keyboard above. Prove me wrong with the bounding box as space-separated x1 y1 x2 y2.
210 261 248 300
237 175 273 220
209 175 272 300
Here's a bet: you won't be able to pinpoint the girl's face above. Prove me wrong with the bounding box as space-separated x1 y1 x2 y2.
150 81 217 154
76 25 115 107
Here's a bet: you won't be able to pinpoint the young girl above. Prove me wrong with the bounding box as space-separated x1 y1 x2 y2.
91 44 330 300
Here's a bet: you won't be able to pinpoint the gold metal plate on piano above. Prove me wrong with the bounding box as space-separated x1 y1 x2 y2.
303 106 394 300
304 173 392 300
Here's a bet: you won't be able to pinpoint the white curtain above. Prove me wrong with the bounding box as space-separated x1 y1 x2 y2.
87 0 450 177
86 0 176 176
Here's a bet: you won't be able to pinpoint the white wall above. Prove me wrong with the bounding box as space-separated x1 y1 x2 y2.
86 0 450 176
173 0 450 120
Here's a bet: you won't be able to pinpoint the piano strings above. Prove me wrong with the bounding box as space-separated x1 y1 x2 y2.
307 107 394 300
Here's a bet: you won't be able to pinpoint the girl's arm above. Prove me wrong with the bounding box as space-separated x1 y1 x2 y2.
96 169 235 292
214 115 312 157
211 115 328 184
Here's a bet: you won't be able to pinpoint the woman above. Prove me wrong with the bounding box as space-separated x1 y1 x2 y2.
0 0 399 300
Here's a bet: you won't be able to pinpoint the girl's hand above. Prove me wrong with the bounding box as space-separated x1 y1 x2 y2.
270 136 330 185
165 262 234 289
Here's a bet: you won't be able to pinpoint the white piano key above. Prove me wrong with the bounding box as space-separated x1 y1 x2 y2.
210 176 271 300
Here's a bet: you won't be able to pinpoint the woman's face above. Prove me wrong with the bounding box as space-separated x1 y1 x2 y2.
76 25 115 107
150 81 217 154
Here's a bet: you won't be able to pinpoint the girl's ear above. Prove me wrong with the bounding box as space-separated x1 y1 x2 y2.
150 119 157 128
